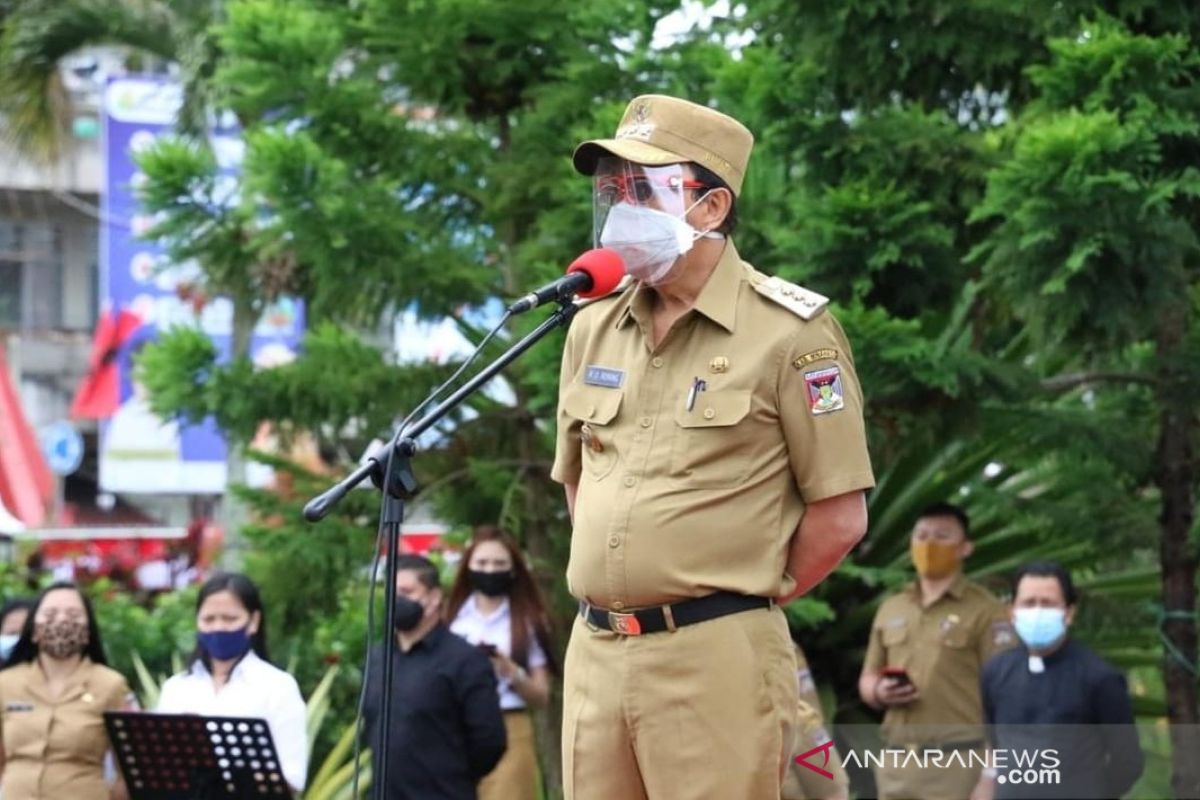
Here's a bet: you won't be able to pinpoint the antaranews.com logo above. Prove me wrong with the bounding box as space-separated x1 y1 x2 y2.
795 740 1061 787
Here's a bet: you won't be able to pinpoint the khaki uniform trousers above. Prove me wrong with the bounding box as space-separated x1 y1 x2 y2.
479 709 539 800
562 604 798 800
874 745 983 800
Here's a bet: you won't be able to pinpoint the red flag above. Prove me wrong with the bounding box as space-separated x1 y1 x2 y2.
0 347 52 528
70 308 143 420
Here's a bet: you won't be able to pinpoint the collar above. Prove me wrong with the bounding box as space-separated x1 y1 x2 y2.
187 649 264 681
906 573 967 603
405 622 449 653
465 594 510 622
1027 636 1074 666
616 239 744 334
22 657 94 705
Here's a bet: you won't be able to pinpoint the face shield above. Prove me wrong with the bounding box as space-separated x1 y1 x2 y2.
591 158 721 285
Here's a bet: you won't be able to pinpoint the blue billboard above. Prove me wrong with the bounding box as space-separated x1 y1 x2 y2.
99 77 304 494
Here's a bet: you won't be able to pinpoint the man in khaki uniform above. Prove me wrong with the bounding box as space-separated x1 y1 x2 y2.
551 94 875 800
783 644 850 800
858 503 1016 800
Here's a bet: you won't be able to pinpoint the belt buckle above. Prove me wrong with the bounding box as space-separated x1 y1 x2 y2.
608 611 642 636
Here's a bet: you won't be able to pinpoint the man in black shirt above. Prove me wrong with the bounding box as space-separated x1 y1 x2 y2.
976 561 1143 799
364 554 507 800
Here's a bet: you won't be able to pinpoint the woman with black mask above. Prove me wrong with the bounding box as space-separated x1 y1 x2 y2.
446 526 558 800
0 582 137 799
156 573 308 793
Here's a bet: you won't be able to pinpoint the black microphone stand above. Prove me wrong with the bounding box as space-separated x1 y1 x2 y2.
303 298 581 800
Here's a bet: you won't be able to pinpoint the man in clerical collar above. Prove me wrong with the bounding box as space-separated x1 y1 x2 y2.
976 561 1144 799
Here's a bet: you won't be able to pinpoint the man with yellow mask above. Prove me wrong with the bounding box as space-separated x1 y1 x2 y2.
857 503 1016 800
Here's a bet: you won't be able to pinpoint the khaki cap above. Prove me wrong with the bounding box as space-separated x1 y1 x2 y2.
573 94 755 196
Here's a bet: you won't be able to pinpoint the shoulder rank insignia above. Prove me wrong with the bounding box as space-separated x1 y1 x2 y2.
752 275 829 320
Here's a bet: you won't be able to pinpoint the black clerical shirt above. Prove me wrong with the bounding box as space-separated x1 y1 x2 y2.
363 624 507 800
981 638 1143 799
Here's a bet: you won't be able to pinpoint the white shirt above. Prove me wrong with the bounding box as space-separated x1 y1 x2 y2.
156 651 308 790
450 594 548 710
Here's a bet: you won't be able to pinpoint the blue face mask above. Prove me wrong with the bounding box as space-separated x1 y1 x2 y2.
0 634 19 661
198 627 252 661
1013 607 1067 650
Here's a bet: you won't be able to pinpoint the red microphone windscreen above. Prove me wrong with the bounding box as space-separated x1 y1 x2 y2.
567 248 626 299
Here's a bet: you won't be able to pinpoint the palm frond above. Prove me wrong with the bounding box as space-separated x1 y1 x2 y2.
0 0 178 158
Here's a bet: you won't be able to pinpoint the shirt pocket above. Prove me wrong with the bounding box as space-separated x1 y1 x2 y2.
939 626 970 650
881 624 910 663
670 389 752 489
563 385 623 480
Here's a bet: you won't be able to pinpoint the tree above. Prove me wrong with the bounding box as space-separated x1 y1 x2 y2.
0 0 219 157
722 4 1188 792
972 16 1200 794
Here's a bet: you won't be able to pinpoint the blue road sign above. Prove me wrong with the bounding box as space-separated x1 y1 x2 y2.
42 421 84 476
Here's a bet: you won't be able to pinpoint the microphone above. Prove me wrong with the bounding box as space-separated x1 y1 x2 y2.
508 248 626 314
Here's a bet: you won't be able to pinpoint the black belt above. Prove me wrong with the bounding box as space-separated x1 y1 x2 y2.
579 591 771 636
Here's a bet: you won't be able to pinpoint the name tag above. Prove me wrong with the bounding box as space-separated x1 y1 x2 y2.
584 366 624 389
5 702 34 712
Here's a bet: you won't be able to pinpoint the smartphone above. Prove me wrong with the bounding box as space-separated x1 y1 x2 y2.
477 642 498 656
882 666 912 686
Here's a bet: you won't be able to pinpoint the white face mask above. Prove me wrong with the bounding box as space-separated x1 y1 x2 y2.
0 633 18 661
598 194 722 285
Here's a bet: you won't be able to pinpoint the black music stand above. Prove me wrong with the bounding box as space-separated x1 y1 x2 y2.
104 712 292 799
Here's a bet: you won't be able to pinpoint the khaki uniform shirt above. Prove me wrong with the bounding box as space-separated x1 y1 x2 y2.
0 658 133 799
551 240 875 609
863 576 1015 745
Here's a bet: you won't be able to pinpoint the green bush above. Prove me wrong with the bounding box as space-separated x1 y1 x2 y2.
90 581 199 697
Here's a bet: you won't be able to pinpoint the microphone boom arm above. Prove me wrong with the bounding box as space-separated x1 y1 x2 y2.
303 297 581 520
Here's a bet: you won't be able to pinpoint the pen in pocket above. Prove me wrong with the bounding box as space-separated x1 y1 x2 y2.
685 377 707 412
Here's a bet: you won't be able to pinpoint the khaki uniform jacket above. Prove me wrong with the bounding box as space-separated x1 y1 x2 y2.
551 240 875 608
863 576 1016 745
0 658 133 799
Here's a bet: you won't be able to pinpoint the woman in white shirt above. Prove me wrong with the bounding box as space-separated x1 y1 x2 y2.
446 526 557 800
156 573 308 793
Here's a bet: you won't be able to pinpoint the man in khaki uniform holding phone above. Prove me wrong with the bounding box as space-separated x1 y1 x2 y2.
551 94 875 800
858 503 1015 800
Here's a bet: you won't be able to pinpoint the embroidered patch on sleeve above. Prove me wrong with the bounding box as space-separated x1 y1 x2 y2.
804 366 845 415
792 348 838 369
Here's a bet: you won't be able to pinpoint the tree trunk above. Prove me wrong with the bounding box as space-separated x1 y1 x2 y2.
1154 308 1200 799
219 291 257 568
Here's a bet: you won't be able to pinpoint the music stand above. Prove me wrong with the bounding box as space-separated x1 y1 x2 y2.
105 712 291 799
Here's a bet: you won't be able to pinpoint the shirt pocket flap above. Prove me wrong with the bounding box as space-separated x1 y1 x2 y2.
563 386 623 425
674 390 751 429
882 625 909 647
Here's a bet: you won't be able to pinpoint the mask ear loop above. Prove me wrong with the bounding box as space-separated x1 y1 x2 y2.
682 189 727 241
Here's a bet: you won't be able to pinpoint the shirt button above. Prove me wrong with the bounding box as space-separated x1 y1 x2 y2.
639 417 652 428
703 408 716 419
623 476 637 487
612 601 625 610
608 536 620 548
651 357 664 368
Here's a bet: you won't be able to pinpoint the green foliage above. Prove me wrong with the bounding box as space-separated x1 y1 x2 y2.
0 0 182 157
972 17 1200 355
8 0 1194 793
90 583 199 697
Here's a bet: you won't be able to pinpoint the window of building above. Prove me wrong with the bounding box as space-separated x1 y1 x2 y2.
0 220 63 330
